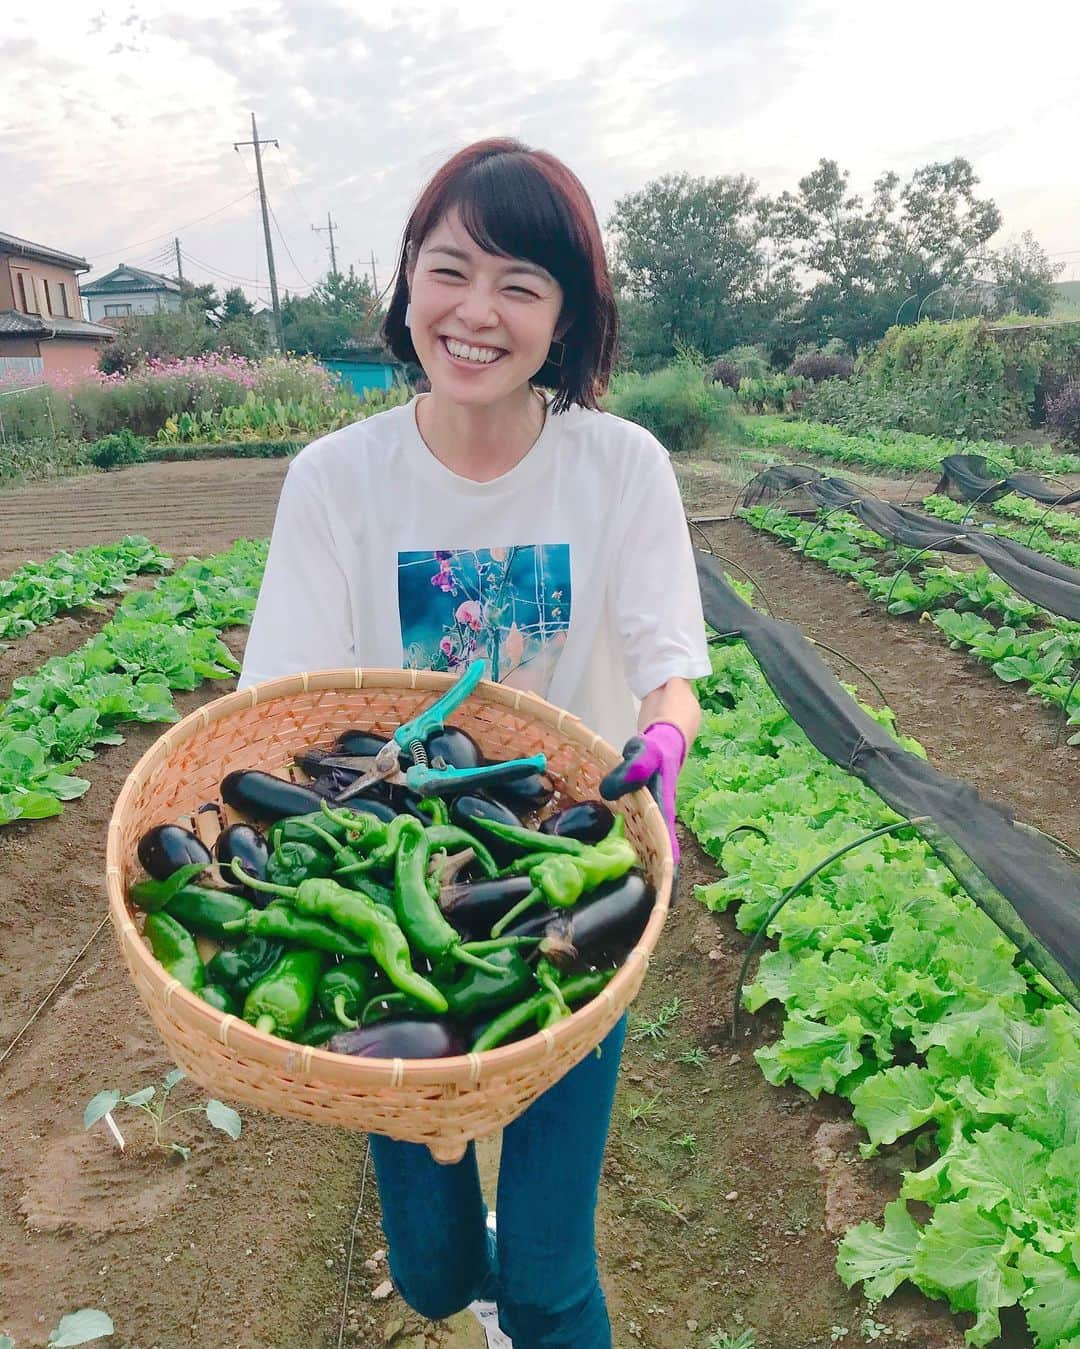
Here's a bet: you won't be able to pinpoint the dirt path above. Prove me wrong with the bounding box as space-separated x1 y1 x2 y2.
2 455 1058 1348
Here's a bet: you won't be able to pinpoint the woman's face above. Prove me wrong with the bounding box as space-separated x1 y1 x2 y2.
407 207 565 407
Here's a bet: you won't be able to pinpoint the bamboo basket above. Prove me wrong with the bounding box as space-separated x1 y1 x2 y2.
106 669 673 1163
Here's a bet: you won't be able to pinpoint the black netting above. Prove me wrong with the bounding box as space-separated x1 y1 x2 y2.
695 551 1080 1008
738 465 1080 621
937 453 1080 507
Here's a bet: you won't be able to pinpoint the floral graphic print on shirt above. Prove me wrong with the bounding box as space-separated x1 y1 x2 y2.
398 545 571 693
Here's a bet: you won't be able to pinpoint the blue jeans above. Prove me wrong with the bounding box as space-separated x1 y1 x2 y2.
369 1015 627 1349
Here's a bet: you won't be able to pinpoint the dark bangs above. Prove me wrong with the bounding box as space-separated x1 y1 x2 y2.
383 138 618 412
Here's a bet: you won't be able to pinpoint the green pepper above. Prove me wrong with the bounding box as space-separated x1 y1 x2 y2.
266 840 335 888
486 820 638 937
417 797 449 826
296 1019 339 1046
364 946 535 1024
199 983 238 1014
268 807 382 853
206 936 286 995
470 969 615 1052
393 820 510 976
421 825 498 878
221 904 369 957
232 863 449 1014
144 911 205 992
243 950 324 1038
130 862 210 913
317 959 374 1028
332 813 412 877
163 885 253 941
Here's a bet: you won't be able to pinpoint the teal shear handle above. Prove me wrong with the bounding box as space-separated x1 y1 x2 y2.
394 659 487 752
407 754 548 798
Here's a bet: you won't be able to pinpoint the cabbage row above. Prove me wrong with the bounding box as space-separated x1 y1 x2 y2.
0 539 268 826
0 536 172 646
741 505 1080 742
681 638 1080 1347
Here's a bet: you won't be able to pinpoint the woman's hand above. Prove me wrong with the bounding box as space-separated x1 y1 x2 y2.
598 721 687 863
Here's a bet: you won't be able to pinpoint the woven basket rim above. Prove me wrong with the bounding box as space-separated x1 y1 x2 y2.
106 667 672 1084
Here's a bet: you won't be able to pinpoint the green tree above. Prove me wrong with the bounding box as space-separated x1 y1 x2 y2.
220 286 255 322
606 174 793 366
281 265 384 357
987 232 1063 317
770 157 1002 348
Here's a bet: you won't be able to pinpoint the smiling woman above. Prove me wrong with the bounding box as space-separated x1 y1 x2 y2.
237 137 709 1349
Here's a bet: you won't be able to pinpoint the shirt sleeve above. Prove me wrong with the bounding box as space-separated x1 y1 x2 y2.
611 434 711 699
238 454 355 690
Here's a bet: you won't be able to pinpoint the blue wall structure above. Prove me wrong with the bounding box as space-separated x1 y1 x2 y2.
322 358 400 394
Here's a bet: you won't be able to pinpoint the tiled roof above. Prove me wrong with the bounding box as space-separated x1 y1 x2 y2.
0 230 89 271
81 263 182 295
0 310 114 341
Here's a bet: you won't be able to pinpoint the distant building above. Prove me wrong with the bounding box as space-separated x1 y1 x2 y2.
81 264 183 322
0 231 114 383
321 345 403 395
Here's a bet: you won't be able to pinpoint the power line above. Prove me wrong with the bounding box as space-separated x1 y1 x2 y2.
268 203 316 288
85 190 257 259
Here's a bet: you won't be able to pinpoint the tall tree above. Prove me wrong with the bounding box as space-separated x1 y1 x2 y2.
606 174 792 363
769 157 1001 347
987 231 1063 317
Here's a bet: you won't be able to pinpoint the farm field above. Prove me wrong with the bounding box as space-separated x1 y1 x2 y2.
1 448 1077 1349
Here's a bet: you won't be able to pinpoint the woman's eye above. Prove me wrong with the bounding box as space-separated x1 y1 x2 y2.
433 268 464 279
507 286 539 298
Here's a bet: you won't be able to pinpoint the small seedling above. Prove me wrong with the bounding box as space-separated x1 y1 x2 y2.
634 1195 691 1225
677 1046 708 1068
1 1307 115 1347
830 1329 849 1343
625 1091 663 1124
629 996 683 1043
84 1070 241 1160
707 1330 756 1349
860 1317 892 1341
674 1131 698 1156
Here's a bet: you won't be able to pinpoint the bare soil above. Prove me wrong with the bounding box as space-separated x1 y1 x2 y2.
0 453 1060 1349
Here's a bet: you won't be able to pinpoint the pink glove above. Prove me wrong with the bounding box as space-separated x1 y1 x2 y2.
599 721 687 864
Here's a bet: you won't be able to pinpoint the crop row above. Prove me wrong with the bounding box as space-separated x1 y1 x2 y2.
920 495 1080 569
0 539 268 826
986 493 1080 541
741 506 1080 740
742 417 1080 476
681 633 1080 1348
0 537 172 646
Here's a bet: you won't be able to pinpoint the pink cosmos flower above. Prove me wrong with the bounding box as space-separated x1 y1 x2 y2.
455 600 483 631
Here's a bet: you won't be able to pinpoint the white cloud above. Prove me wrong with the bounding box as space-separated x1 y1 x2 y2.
5 0 1079 300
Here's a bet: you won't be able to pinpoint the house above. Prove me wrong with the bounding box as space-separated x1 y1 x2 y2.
0 231 114 383
80 264 183 322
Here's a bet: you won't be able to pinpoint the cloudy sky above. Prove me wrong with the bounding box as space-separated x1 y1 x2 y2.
6 0 1080 303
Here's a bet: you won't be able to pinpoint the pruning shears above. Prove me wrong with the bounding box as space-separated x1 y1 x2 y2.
333 659 547 800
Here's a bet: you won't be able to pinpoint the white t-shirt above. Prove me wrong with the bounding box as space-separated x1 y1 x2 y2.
238 394 710 749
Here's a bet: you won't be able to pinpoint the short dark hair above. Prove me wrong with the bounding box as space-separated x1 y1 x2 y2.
383 138 618 413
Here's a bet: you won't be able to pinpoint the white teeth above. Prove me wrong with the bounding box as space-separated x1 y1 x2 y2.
445 338 501 364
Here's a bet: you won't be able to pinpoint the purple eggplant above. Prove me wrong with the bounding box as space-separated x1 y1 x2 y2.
333 730 391 759
440 875 535 936
449 794 524 865
137 824 212 880
504 874 654 966
214 824 270 904
220 770 326 822
485 768 554 812
539 800 615 845
328 1018 466 1059
425 725 483 770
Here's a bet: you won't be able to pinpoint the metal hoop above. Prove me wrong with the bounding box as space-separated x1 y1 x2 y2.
1055 668 1080 749
732 817 931 1037
804 638 891 710
1023 492 1080 550
883 534 967 609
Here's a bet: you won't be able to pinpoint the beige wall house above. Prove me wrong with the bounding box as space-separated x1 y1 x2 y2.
0 231 114 383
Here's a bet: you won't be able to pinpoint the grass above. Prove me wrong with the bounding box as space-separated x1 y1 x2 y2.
0 436 89 489
628 996 683 1043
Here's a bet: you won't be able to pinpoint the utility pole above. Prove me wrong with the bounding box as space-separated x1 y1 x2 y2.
174 237 185 289
234 113 283 350
370 250 379 299
312 213 338 277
